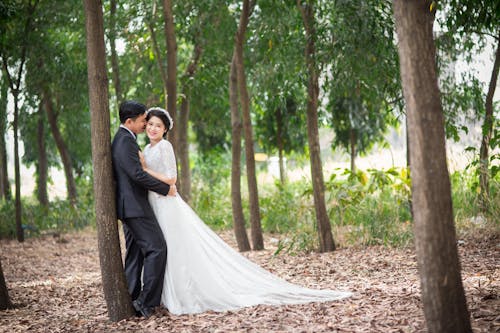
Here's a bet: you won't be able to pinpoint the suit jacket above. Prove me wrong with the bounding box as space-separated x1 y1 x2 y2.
112 127 170 220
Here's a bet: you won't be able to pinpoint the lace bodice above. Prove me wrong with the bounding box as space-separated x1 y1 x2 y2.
144 139 177 179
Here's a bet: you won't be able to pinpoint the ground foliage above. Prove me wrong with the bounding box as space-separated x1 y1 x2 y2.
0 227 498 333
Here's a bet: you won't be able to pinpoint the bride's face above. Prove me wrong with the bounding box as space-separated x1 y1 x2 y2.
146 116 166 142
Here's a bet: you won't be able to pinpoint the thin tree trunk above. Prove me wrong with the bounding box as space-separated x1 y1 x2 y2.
178 97 190 199
235 0 263 250
43 90 77 204
162 0 178 153
12 92 23 242
393 1 472 332
0 258 12 310
84 0 134 322
297 0 335 252
36 103 49 207
276 106 286 184
350 129 356 173
0 0 37 243
0 77 11 200
1 58 26 244
178 42 202 202
479 30 499 212
230 54 251 252
406 114 414 218
109 0 123 105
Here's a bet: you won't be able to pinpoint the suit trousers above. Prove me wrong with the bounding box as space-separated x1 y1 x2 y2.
122 216 167 308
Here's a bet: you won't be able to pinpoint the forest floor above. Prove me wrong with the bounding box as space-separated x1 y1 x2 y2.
0 226 498 333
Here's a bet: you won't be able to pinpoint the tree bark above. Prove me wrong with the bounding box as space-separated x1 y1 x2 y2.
0 257 12 310
162 0 178 154
43 90 77 204
36 103 49 207
12 91 23 242
393 1 472 332
406 114 414 219
229 54 251 252
84 0 135 321
109 0 123 105
297 0 335 252
0 77 11 200
235 0 263 250
178 97 190 199
479 30 499 212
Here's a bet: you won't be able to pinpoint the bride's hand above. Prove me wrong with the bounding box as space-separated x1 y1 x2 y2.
168 177 177 186
138 151 147 169
168 184 177 196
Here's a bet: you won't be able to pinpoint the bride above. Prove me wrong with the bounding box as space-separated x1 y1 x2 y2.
140 107 351 315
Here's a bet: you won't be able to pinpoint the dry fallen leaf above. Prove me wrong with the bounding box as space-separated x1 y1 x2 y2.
0 228 498 332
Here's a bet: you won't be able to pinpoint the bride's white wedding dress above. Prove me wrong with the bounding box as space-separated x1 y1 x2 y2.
144 139 351 315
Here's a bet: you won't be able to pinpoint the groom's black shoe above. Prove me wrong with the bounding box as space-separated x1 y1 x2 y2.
132 300 153 318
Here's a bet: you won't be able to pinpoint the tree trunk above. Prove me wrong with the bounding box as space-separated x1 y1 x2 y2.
84 0 135 322
393 1 472 332
178 42 202 202
0 1 38 242
406 114 414 219
162 0 178 153
178 97 190 199
229 55 251 252
350 129 356 173
0 77 11 200
36 103 49 207
1 67 22 242
276 106 286 184
109 0 123 105
297 0 335 252
479 31 499 212
0 257 12 310
43 90 77 204
12 92 23 242
235 0 263 250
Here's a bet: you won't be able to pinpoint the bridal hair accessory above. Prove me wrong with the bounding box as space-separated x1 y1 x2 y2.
147 107 173 130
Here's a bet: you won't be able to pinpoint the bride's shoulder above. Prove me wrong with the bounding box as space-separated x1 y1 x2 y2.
160 139 173 148
158 139 174 153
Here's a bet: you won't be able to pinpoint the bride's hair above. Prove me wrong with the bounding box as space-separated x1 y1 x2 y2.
146 107 173 138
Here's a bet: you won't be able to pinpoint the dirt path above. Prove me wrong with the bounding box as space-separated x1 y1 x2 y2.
0 228 498 332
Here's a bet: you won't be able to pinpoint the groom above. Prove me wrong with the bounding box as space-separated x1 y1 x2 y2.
111 100 175 318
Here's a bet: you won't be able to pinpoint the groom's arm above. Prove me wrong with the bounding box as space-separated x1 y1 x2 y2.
115 136 170 196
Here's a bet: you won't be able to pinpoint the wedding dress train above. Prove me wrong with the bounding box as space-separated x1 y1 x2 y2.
144 139 351 315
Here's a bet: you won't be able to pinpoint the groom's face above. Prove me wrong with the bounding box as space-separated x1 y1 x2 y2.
127 113 148 134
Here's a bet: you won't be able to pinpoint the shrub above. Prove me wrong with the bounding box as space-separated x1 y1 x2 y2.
0 198 94 239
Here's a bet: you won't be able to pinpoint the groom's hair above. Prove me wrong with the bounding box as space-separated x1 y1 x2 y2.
119 100 147 123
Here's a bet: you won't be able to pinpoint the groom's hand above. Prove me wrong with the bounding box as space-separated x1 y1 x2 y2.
168 184 177 196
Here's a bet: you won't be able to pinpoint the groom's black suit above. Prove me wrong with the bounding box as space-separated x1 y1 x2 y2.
112 127 170 310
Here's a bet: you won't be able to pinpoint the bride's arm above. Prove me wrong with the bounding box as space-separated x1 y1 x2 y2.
139 151 177 186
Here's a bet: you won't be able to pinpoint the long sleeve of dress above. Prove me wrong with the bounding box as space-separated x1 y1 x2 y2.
159 140 177 179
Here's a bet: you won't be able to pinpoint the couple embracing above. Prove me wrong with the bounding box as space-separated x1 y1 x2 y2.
111 100 351 318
